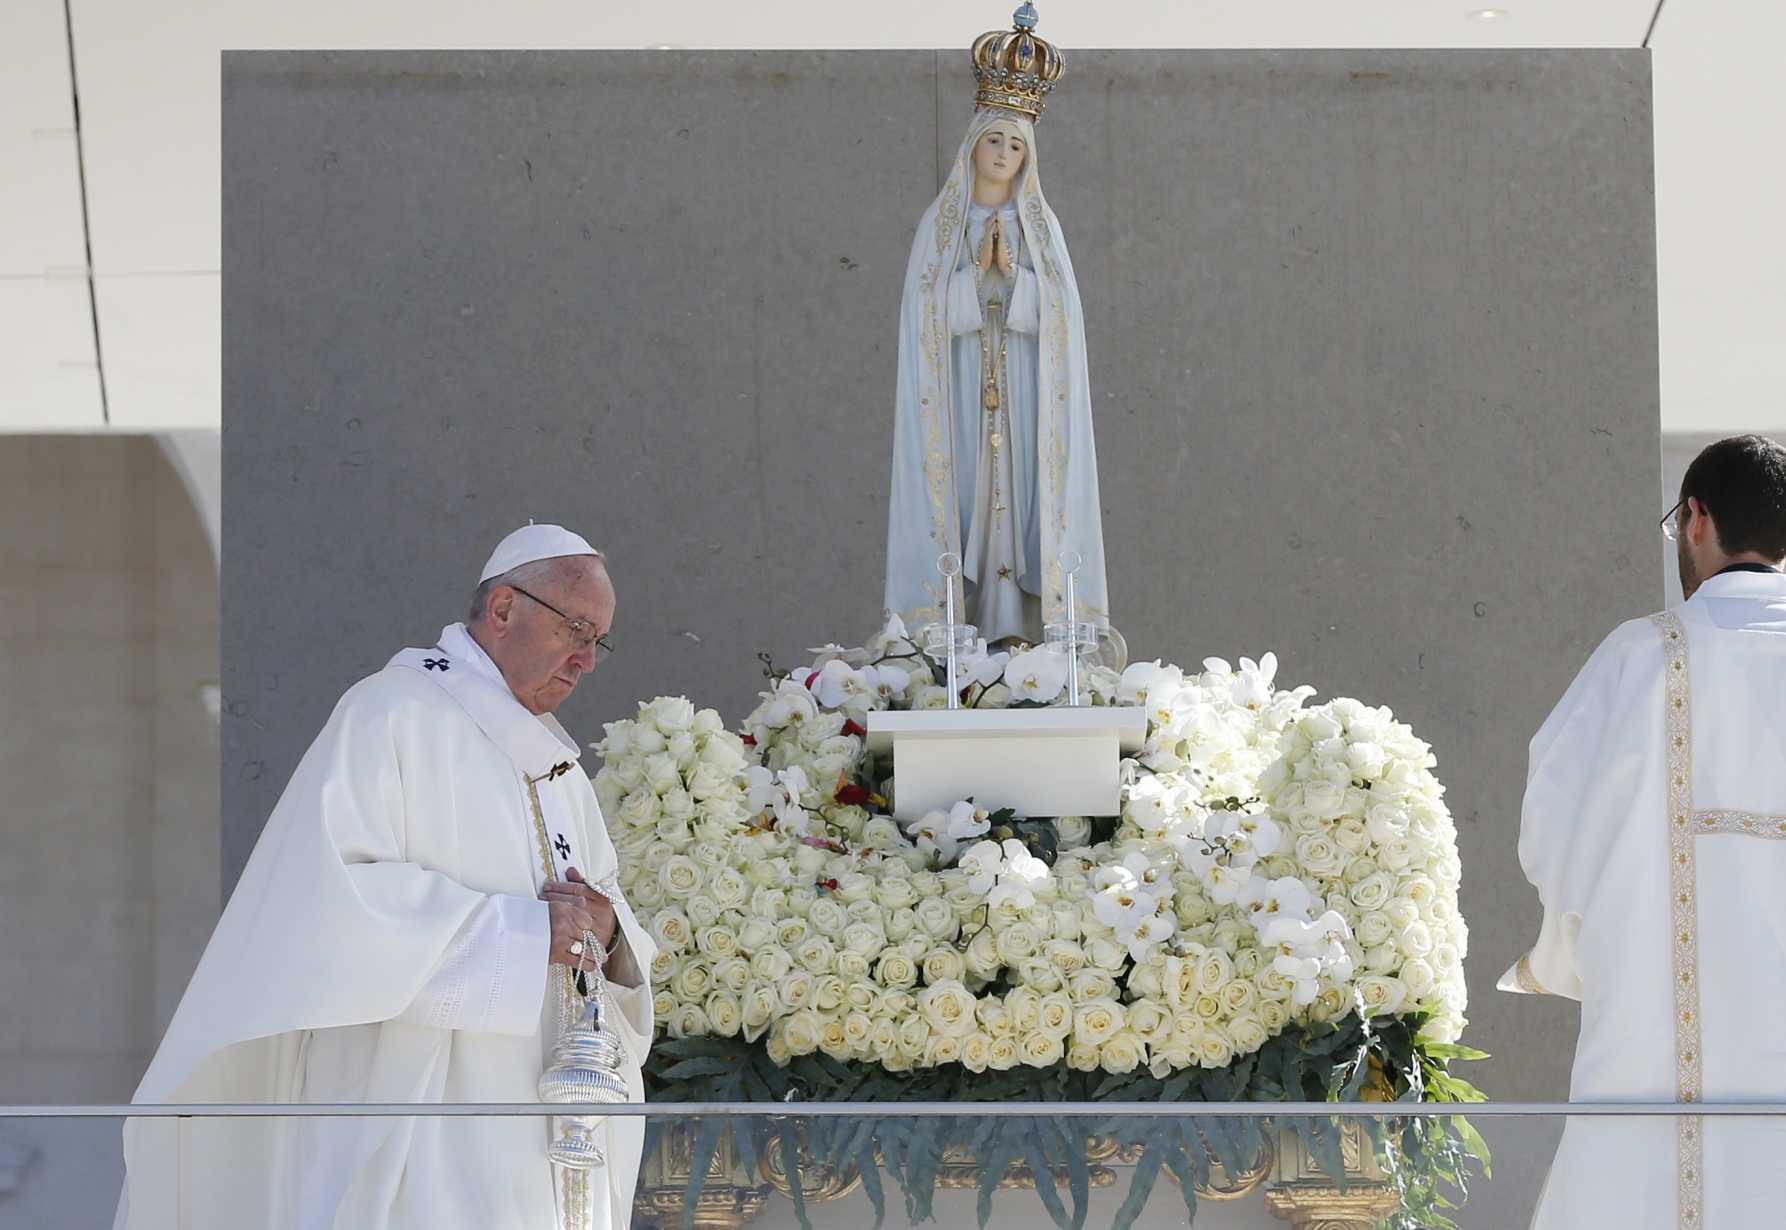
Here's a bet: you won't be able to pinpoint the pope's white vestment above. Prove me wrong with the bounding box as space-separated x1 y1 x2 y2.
115 623 657 1230
1505 570 1786 1229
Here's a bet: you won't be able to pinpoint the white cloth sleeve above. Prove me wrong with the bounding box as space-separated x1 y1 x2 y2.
394 892 550 1034
1501 625 1648 1000
1006 265 1040 334
947 265 984 336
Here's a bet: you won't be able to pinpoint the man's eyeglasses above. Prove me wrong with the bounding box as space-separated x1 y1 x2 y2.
1661 498 1691 543
509 585 615 658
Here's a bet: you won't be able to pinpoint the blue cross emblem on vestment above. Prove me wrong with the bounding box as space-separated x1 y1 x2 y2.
422 657 449 671
554 834 572 860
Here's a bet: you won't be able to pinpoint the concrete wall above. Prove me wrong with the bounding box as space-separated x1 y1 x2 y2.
220 50 1658 1227
0 435 220 1226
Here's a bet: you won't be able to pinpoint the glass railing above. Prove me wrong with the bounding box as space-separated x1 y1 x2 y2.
4 1103 1784 1229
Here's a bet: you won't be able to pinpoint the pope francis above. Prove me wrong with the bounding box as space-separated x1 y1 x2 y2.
115 525 657 1230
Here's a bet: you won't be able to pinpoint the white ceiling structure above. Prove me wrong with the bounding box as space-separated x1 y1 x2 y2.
2 1 1780 435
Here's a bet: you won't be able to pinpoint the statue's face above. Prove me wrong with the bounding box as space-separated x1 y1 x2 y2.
973 126 1028 189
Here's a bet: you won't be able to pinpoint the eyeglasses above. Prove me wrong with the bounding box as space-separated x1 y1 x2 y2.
508 585 615 659
1661 498 1690 543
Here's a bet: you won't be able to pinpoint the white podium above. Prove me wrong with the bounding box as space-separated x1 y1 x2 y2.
865 707 1148 821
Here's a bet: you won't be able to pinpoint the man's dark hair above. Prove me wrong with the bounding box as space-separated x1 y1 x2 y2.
1681 434 1786 559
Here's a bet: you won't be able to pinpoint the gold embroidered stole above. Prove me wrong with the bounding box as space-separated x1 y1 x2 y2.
1651 611 1786 1229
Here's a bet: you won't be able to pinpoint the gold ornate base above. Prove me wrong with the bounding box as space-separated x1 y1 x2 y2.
635 1119 1398 1228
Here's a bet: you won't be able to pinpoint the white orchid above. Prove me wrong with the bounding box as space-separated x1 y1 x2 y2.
1245 875 1315 933
1205 808 1284 862
958 639 1011 687
812 659 876 711
904 801 990 865
1118 659 1185 707
1263 912 1353 1006
867 663 911 703
963 837 1051 909
1004 647 1069 704
1092 882 1176 961
1125 774 1192 839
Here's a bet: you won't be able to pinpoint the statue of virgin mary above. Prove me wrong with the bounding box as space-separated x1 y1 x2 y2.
884 5 1110 647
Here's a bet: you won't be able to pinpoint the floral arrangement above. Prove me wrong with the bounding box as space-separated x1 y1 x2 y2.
599 618 1485 1229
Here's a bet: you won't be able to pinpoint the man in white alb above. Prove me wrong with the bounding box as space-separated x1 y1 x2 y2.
1505 435 1786 1229
115 525 657 1230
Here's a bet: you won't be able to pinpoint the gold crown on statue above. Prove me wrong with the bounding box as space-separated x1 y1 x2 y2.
972 4 1064 120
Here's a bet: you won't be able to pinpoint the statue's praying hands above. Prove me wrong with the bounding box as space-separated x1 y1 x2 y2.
976 214 1017 277
542 865 617 967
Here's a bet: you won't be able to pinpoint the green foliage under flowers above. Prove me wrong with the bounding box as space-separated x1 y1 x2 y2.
643 1013 1487 1230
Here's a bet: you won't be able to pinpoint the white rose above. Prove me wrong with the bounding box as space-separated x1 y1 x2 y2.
1400 921 1435 957
1073 998 1125 1047
669 957 714 1000
842 922 886 957
643 753 683 796
1401 958 1438 997
616 790 662 830
807 899 848 937
750 946 793 982
895 1016 931 1060
713 957 752 994
737 916 777 951
705 990 742 1036
1227 1013 1269 1054
1099 1030 1145 1075
914 896 959 942
919 1033 960 1067
994 922 1042 965
917 981 978 1037
658 856 703 898
1035 992 1074 1038
648 696 697 735
1356 910 1394 947
921 946 966 985
1348 871 1395 913
1021 1032 1066 1067
1356 975 1407 1017
782 1009 822 1055
812 975 846 1013
987 1036 1022 1070
1068 969 1119 1004
652 910 693 953
1194 1028 1234 1069
1295 834 1347 877
1019 958 1064 993
778 969 815 1011
1055 816 1093 847
877 952 919 989
1005 986 1043 1032
961 1032 994 1073
1067 1043 1101 1072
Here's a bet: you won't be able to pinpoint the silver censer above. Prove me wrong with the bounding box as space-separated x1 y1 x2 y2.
537 957 630 1169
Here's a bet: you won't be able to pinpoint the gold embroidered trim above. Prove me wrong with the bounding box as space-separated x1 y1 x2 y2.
1651 611 1786 1230
1512 952 1547 994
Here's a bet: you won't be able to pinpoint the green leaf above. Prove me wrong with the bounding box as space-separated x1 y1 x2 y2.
1022 1123 1072 1230
660 1056 741 1081
678 1118 726 1230
1421 1042 1490 1063
1110 1130 1166 1230
857 1134 887 1228
1450 1114 1493 1178
1158 1136 1202 1225
777 1119 813 1230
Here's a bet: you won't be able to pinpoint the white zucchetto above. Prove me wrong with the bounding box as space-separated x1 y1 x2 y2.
478 523 603 584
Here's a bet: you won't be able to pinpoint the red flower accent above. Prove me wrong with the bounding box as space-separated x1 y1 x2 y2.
843 719 868 740
741 734 757 746
835 782 873 807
